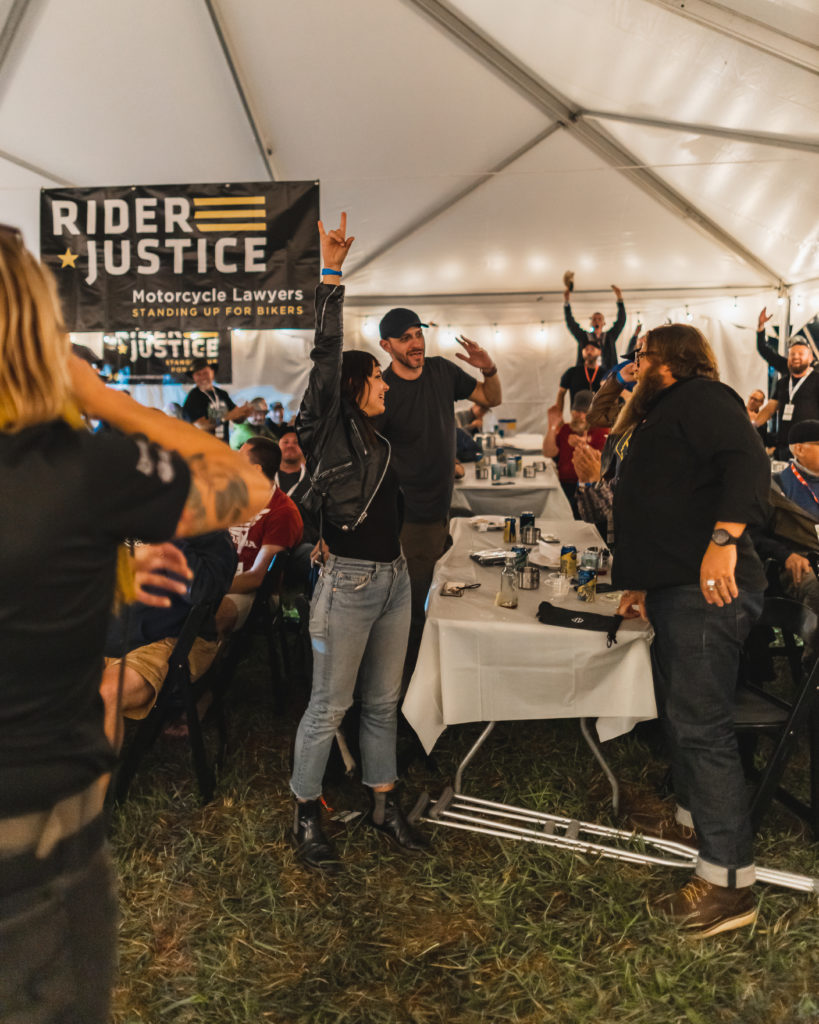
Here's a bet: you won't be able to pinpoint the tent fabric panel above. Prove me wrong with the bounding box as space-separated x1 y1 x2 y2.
0 0 268 186
591 119 819 284
444 0 819 135
346 129 768 299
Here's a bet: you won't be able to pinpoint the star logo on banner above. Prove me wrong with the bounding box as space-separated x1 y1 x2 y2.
58 247 78 268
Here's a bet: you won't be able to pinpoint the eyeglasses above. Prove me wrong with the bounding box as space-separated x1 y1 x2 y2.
633 349 653 365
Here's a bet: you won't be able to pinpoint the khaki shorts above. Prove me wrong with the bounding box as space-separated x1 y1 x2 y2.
222 592 254 632
104 636 219 720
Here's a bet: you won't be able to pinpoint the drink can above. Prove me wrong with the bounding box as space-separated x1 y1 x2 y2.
503 516 517 544
511 545 528 568
560 545 577 577
520 511 536 531
577 566 597 603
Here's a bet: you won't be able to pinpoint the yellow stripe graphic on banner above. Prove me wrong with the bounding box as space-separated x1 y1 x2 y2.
196 223 267 231
193 196 266 205
194 210 266 219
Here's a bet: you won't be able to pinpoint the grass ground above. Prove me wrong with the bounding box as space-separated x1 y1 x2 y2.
110 638 819 1024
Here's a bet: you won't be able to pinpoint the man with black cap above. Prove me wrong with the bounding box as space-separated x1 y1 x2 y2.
182 357 252 443
750 337 819 459
377 309 501 674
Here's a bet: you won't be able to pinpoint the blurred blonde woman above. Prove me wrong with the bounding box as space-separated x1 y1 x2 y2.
0 224 268 1023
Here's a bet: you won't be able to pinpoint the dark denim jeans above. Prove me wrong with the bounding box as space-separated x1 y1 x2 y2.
646 584 764 888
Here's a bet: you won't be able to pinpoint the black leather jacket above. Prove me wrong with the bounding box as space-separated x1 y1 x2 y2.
296 284 391 531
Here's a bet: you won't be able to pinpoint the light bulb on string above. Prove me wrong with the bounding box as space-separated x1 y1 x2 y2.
537 320 546 342
685 305 693 322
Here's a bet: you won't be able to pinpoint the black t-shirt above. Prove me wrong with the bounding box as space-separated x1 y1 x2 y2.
612 379 769 593
182 385 236 443
772 371 819 448
324 463 402 563
0 421 190 817
560 362 605 399
378 357 477 522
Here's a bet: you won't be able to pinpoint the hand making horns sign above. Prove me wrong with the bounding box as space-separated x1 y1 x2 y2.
318 212 355 273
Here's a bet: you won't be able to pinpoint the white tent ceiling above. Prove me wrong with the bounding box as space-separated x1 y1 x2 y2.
0 0 817 424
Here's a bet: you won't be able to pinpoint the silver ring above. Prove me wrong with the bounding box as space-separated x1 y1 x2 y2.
705 579 716 587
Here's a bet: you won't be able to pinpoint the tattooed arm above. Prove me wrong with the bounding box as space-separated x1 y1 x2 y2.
68 356 270 533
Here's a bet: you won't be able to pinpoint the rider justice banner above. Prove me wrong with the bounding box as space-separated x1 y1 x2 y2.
99 330 232 385
40 181 319 331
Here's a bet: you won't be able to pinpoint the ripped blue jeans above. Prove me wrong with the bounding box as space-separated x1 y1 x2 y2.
290 554 410 801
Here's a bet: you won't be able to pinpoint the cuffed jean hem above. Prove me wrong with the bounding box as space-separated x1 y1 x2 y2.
696 857 756 889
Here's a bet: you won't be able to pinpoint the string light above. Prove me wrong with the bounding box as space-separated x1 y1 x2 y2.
685 305 693 322
537 321 546 341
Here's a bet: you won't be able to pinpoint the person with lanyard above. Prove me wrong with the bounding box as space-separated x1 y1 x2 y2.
562 273 626 370
182 357 253 444
553 336 608 418
751 337 819 460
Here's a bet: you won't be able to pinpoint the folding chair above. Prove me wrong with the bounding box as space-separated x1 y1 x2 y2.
217 550 291 713
735 596 819 837
114 600 224 804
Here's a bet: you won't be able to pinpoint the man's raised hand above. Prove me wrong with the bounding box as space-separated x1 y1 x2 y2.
758 307 773 332
455 335 495 372
318 212 355 273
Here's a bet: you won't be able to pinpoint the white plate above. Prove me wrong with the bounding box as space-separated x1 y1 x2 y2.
469 515 506 530
527 549 560 569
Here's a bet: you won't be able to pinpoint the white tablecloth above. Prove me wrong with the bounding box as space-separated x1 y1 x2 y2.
402 518 657 753
452 456 572 519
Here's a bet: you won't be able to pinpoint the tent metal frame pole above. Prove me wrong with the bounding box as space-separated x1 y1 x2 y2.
202 0 277 181
0 0 33 79
344 122 562 281
403 0 783 289
0 146 70 186
579 110 819 155
645 0 819 77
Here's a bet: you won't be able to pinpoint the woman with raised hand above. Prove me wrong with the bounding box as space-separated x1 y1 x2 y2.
290 213 428 869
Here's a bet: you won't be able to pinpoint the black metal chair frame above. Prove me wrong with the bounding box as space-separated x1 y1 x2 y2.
736 596 819 837
113 599 225 805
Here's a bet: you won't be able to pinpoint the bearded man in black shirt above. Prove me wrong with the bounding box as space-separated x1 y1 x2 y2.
613 324 769 938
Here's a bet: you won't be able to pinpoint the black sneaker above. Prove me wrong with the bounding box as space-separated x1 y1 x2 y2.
652 877 756 937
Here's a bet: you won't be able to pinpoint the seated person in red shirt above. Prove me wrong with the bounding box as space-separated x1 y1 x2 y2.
215 437 304 634
542 389 609 516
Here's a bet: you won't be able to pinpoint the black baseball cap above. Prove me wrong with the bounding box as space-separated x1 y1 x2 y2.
379 307 428 340
789 420 819 444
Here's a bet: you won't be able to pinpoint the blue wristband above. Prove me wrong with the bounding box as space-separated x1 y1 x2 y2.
321 268 342 277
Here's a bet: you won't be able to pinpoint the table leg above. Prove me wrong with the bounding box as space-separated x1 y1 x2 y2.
454 721 496 794
579 717 620 815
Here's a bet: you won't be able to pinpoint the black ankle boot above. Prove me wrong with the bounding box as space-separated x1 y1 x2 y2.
290 799 340 871
366 789 430 853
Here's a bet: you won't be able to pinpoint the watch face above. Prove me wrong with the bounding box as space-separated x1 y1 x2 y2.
712 529 733 545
